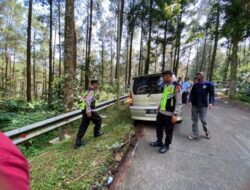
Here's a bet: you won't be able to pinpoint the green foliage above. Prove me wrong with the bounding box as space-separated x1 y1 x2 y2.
50 76 64 112
235 93 250 104
0 99 48 112
237 72 250 95
0 99 57 132
221 0 250 41
29 105 134 190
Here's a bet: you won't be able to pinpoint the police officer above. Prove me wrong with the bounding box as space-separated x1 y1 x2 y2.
150 70 182 153
75 80 104 148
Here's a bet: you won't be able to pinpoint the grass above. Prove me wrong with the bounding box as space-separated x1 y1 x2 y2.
28 105 134 190
235 93 250 104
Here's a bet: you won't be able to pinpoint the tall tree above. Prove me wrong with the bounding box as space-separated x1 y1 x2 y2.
221 0 250 98
48 0 53 106
209 1 220 81
33 31 36 99
127 0 135 86
64 0 76 111
26 0 33 102
58 0 62 77
116 0 124 106
85 0 93 90
144 0 153 75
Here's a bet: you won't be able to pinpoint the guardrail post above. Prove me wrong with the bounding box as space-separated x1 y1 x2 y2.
58 127 65 141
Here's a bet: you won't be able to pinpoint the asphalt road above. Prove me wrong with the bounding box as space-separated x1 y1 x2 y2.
118 102 250 190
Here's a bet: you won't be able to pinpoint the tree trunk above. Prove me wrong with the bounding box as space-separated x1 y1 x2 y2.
52 23 57 76
209 4 220 81
125 34 129 89
185 45 192 79
63 0 76 140
138 22 144 75
170 44 174 70
26 0 32 102
12 49 16 97
101 37 104 85
44 61 47 100
195 40 199 74
83 1 89 86
145 0 153 75
4 43 9 95
128 28 134 86
33 31 36 99
58 0 62 77
173 8 183 75
162 21 167 72
206 43 213 80
116 0 124 106
200 29 208 71
229 36 238 98
223 43 231 84
110 36 113 84
154 46 157 73
48 0 53 106
85 0 93 90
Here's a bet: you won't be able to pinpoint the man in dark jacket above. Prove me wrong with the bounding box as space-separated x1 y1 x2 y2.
75 80 104 148
188 72 215 140
150 70 182 153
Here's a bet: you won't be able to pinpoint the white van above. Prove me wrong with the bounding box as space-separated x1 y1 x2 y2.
129 73 182 122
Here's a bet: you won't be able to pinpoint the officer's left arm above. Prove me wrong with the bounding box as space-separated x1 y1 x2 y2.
174 85 182 115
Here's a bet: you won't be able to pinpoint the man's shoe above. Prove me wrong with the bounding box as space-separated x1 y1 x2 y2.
205 132 211 139
149 141 163 147
159 145 169 153
74 139 84 149
94 131 104 138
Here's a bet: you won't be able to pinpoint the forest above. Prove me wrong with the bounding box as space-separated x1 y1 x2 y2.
0 0 250 131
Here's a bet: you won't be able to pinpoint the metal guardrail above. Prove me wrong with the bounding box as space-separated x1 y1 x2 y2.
4 96 129 144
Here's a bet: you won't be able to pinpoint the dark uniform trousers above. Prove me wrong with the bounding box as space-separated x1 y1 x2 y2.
76 110 102 139
182 91 189 104
156 112 174 145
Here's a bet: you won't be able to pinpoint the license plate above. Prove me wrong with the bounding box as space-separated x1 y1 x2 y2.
145 109 157 114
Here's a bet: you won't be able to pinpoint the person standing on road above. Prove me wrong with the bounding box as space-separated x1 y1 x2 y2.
182 77 191 104
188 72 215 140
150 70 182 153
75 80 104 149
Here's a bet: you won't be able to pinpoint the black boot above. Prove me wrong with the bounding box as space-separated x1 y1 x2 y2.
94 131 104 138
159 144 169 153
149 140 163 147
75 138 83 149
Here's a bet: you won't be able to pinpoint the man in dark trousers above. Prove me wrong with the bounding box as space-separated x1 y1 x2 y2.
188 72 215 140
75 80 104 148
150 70 182 153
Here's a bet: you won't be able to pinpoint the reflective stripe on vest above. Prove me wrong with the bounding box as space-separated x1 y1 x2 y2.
160 84 175 111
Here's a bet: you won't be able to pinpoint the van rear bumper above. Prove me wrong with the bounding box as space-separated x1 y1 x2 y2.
130 105 158 121
129 105 183 122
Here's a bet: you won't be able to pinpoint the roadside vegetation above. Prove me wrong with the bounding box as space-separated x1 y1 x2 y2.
28 105 134 190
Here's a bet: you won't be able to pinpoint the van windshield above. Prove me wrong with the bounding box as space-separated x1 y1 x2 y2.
133 75 164 95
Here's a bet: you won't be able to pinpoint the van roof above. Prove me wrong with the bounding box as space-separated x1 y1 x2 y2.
132 73 161 79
